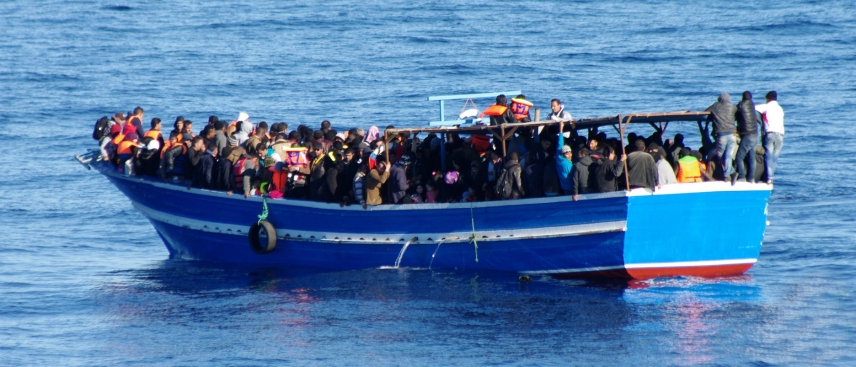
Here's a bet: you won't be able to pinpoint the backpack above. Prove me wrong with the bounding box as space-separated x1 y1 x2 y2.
92 116 110 141
495 167 514 199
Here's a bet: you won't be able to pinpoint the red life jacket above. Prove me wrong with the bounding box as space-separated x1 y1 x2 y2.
510 98 533 120
233 157 258 188
481 104 508 117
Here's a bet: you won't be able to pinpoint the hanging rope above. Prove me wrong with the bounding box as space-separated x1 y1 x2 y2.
257 197 269 224
469 202 479 263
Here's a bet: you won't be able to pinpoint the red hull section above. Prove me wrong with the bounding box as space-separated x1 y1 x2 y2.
625 263 755 280
551 263 755 280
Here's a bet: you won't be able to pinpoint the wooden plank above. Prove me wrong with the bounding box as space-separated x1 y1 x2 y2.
428 91 522 101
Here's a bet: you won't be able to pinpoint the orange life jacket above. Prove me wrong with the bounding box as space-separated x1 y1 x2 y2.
116 140 138 155
481 104 508 117
676 157 702 183
160 140 187 159
144 129 162 141
510 98 533 120
112 133 126 145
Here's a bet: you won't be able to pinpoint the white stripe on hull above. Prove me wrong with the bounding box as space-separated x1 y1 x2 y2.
522 258 757 275
134 202 626 245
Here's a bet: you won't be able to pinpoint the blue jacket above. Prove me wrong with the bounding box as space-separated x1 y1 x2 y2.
556 133 573 191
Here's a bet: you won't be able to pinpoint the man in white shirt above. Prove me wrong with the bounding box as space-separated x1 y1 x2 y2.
755 91 785 184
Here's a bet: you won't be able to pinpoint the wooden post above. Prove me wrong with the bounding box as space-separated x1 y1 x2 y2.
619 115 632 191
500 124 507 157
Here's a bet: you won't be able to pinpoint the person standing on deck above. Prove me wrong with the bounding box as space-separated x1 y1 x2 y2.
364 160 390 207
648 143 676 186
705 92 738 183
626 140 658 190
735 91 760 184
755 91 784 185
556 121 574 195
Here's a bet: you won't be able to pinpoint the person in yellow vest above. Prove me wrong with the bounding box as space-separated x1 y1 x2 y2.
676 148 704 183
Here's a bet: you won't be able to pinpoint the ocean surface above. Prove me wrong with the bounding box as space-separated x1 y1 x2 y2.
1 0 855 365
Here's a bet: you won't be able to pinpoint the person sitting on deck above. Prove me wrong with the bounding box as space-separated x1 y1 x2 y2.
115 132 139 169
675 148 704 183
160 131 186 181
549 99 573 122
626 139 658 190
483 94 515 126
509 95 534 123
170 117 184 141
143 117 164 146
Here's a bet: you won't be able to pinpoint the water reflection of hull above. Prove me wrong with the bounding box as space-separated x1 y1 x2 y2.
97 163 771 279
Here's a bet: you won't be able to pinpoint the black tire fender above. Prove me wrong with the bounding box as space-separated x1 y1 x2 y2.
248 220 277 254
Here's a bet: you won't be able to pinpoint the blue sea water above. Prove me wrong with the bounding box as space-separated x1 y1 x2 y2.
1 0 855 365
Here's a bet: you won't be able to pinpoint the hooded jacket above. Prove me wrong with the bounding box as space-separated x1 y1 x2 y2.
705 92 737 135
571 156 592 195
234 120 253 146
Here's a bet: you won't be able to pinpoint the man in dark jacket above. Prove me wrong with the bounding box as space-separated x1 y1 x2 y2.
192 143 217 189
571 149 593 201
626 140 658 190
735 91 760 183
185 136 205 181
213 147 236 193
705 92 738 181
497 152 525 199
591 146 625 193
388 155 410 203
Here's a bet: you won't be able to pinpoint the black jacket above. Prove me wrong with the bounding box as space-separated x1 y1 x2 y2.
736 99 759 136
213 156 235 191
591 157 624 193
705 92 737 135
626 151 658 190
193 152 216 189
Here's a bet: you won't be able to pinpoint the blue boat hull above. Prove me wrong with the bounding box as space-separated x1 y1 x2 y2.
97 163 770 279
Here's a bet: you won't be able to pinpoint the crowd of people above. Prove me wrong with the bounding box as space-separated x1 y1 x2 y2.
91 92 784 207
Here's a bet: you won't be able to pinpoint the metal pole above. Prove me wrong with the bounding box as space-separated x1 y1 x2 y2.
439 101 445 122
534 108 540 123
